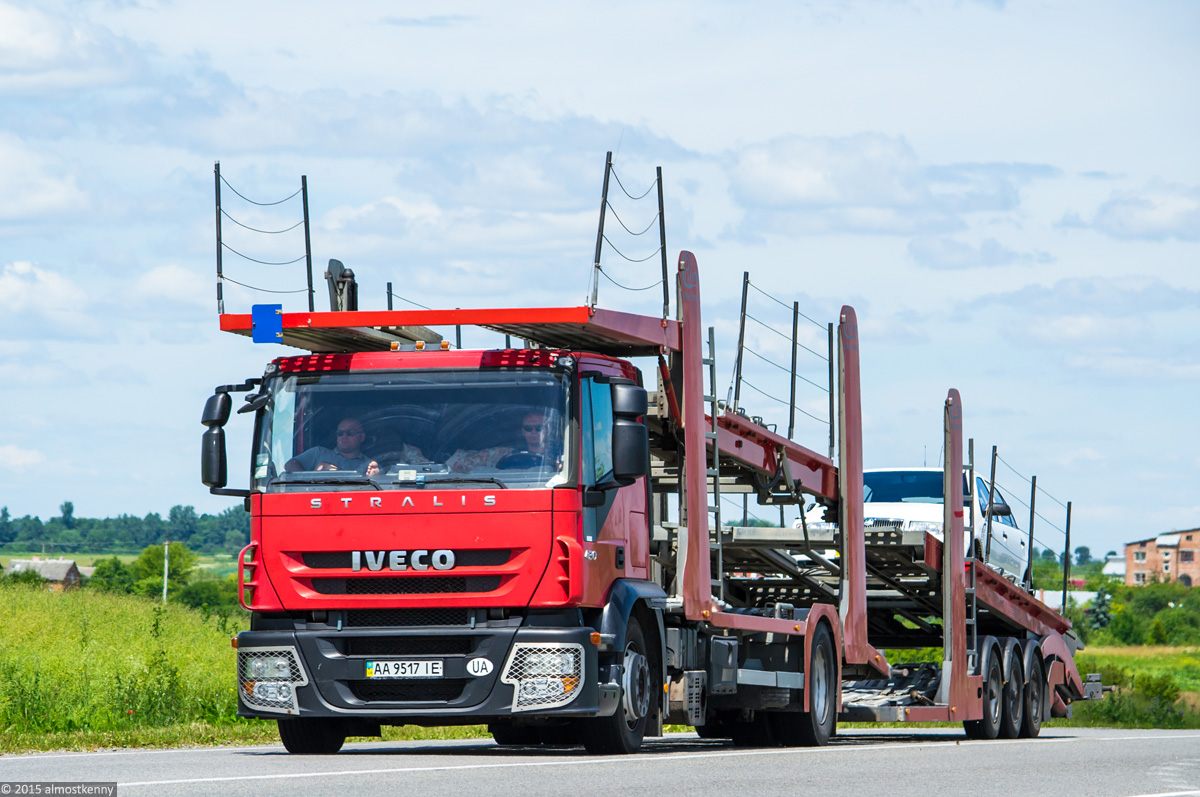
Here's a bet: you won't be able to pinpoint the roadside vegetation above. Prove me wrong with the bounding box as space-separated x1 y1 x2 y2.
2 535 1198 752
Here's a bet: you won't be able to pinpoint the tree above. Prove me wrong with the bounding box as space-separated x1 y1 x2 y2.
89 556 134 593
168 505 200 547
1075 546 1092 566
130 542 197 584
1089 584 1112 630
0 506 11 544
60 501 76 530
1040 547 1057 562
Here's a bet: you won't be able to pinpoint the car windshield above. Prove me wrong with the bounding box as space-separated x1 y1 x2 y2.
253 368 571 492
864 471 970 505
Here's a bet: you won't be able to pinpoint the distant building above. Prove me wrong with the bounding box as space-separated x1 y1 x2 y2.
6 558 82 590
1102 554 1126 578
1125 529 1200 587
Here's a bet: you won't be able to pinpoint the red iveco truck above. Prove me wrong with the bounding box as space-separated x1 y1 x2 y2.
202 251 1101 755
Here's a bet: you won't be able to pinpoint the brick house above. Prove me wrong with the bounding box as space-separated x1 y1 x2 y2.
1125 529 1200 587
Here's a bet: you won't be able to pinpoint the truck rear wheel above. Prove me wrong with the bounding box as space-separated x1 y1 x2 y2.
999 657 1024 739
1019 656 1045 738
580 617 654 754
770 623 837 747
277 718 346 754
963 655 1003 740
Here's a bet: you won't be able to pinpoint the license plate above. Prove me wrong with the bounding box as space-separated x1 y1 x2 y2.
365 659 444 679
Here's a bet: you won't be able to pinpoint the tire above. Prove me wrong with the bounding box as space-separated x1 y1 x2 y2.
729 713 776 747
963 654 1003 740
770 623 838 747
489 723 541 746
999 656 1024 739
277 718 346 755
1019 656 1045 738
580 616 655 754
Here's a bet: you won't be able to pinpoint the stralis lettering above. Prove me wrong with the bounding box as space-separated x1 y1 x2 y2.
309 495 497 510
352 549 456 572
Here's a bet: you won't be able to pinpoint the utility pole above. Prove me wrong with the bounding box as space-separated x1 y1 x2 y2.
162 530 170 603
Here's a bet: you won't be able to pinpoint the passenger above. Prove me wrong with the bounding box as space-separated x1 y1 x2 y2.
284 417 382 477
443 411 557 473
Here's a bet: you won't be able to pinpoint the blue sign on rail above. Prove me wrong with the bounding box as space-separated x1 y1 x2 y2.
251 304 283 343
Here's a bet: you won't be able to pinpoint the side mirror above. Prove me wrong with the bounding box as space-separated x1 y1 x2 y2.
201 427 228 488
612 382 648 418
986 501 1012 518
612 419 648 486
201 392 232 428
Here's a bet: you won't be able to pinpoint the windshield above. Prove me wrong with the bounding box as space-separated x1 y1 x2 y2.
864 471 970 505
253 368 571 492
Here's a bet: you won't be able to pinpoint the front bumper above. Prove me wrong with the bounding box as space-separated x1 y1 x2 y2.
235 623 611 721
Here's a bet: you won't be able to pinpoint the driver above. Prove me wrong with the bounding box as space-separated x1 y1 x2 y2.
284 417 382 477
518 411 548 455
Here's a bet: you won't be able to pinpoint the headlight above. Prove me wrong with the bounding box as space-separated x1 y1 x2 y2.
905 520 943 533
246 655 293 680
501 643 584 712
521 650 576 677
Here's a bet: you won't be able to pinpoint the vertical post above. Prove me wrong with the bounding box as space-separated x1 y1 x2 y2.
1062 501 1073 611
967 438 976 558
787 302 799 439
162 533 169 604
589 151 613 308
301 175 315 312
985 445 998 561
455 310 462 350
214 162 224 315
387 282 393 311
730 272 749 411
657 166 669 321
1026 475 1037 589
742 494 748 527
505 335 512 348
827 323 835 462
940 389 967 710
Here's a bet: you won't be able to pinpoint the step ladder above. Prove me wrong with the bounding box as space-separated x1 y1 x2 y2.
704 326 724 602
965 445 979 673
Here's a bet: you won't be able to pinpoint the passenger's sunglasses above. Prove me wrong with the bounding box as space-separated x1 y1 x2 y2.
336 429 362 437
523 424 544 433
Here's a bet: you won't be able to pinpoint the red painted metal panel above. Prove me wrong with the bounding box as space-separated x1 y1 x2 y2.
972 564 1073 637
1040 631 1086 711
838 306 889 677
943 388 970 713
714 413 838 501
678 251 713 622
260 489 551 516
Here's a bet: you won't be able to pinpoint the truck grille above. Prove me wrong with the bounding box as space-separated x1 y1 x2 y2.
311 576 501 595
344 636 475 656
345 608 470 627
350 679 468 703
303 550 511 569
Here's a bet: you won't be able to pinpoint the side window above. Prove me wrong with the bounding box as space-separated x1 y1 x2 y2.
976 477 990 518
991 485 1019 528
589 380 614 484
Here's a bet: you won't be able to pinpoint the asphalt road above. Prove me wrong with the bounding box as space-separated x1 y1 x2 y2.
3 727 1199 797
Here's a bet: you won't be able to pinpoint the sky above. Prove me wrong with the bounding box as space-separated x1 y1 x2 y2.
1 0 1197 560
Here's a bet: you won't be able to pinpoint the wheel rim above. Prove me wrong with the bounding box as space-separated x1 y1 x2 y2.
1029 665 1042 721
1006 671 1022 721
622 642 651 728
987 668 1002 725
811 643 830 724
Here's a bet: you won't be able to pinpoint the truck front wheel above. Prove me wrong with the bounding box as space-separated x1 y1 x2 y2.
277 717 346 754
770 622 837 747
580 617 654 754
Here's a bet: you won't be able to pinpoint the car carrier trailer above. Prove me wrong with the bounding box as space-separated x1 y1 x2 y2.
201 250 1101 755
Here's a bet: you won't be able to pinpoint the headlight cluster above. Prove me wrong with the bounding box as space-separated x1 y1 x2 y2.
904 520 944 533
501 643 584 712
238 647 308 714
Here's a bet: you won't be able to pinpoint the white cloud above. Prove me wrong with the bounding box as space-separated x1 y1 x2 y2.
0 444 46 471
0 134 87 219
0 261 88 318
1092 182 1200 241
131 264 211 308
908 236 1050 270
1061 181 1200 241
0 2 140 92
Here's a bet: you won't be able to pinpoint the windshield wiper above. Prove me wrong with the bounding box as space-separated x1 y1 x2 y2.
275 474 382 490
390 476 508 489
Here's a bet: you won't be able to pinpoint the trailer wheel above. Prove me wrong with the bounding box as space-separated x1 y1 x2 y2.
963 655 1003 740
1019 656 1045 738
277 718 346 755
998 657 1024 739
580 616 653 754
489 723 541 746
770 623 837 747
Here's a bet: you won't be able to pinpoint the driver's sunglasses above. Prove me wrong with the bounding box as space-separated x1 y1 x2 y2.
336 429 362 437
523 424 544 433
